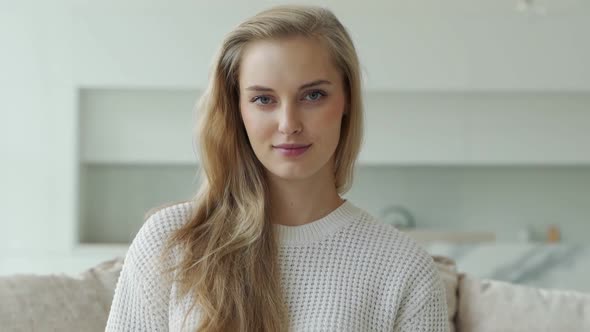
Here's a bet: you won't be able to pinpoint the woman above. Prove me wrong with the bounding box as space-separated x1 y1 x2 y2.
106 5 449 332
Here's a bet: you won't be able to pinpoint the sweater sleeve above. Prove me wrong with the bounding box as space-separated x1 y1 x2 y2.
394 285 449 332
393 246 450 332
105 212 174 332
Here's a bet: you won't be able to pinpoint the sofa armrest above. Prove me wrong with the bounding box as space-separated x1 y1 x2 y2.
457 274 590 332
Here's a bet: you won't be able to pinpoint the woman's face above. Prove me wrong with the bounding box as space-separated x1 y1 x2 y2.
238 36 347 182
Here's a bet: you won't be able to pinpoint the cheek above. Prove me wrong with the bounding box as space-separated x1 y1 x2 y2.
315 98 345 137
240 106 255 135
240 105 273 146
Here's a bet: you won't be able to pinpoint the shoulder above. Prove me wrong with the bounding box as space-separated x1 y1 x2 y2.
124 200 194 273
352 207 439 286
353 208 432 262
133 200 194 250
141 200 195 237
353 208 445 315
107 202 194 328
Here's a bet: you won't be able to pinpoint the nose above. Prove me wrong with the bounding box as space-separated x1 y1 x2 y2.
277 102 302 135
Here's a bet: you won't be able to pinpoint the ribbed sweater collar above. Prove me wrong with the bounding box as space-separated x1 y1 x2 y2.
273 200 361 246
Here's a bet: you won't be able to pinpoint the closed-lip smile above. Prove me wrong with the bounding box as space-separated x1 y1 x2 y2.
272 143 312 157
273 143 312 149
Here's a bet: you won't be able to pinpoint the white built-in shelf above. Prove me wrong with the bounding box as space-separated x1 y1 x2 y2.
79 88 590 166
401 229 496 245
79 88 201 165
77 88 201 245
360 90 590 165
76 87 590 245
73 243 130 256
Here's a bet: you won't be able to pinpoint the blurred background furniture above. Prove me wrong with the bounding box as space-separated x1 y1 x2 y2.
1 255 588 332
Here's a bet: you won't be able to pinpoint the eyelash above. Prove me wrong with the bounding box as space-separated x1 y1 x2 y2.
250 89 328 105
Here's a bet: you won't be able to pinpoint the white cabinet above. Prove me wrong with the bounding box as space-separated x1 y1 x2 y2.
80 88 200 165
75 87 590 247
466 93 590 164
80 88 590 167
361 91 590 165
0 244 129 276
360 92 468 165
78 88 200 245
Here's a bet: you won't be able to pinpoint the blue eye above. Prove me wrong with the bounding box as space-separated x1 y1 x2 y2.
304 90 327 102
251 95 274 105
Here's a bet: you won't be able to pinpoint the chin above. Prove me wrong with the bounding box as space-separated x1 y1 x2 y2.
259 151 335 182
266 163 320 182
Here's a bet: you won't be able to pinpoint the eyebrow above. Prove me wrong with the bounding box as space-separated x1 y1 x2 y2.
245 79 332 92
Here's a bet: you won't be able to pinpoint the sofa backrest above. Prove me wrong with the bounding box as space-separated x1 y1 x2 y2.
0 255 459 332
433 255 460 332
0 255 462 332
457 274 590 332
0 257 122 332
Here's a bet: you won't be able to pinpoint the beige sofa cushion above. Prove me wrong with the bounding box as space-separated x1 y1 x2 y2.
457 274 590 332
0 255 456 331
0 257 123 332
433 255 459 332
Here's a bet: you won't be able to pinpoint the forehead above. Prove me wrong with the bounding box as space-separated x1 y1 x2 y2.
238 36 341 90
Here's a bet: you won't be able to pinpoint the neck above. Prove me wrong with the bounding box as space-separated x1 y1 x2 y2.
268 164 344 227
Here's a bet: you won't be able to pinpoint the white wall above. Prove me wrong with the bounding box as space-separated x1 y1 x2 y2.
1 0 590 270
72 0 590 90
0 1 75 254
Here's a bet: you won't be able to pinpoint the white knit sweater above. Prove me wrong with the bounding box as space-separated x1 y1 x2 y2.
105 200 449 331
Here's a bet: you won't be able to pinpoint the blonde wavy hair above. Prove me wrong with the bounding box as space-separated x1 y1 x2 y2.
157 4 364 331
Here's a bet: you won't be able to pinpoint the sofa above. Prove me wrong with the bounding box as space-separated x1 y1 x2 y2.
0 255 589 332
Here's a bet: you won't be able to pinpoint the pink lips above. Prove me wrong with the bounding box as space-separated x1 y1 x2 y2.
273 143 312 157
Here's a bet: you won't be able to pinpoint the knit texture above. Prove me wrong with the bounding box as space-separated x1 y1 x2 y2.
105 200 449 331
